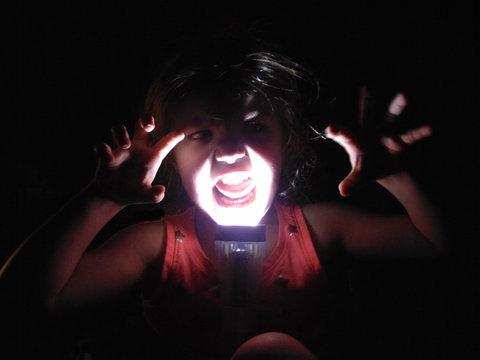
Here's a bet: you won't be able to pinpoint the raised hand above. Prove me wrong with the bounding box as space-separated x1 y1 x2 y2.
326 89 432 197
94 116 184 205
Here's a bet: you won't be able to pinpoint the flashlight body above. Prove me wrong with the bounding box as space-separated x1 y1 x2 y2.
215 225 266 345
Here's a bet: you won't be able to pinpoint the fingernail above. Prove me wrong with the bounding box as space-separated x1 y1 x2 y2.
144 124 155 132
139 114 154 127
139 119 155 132
389 93 408 116
381 136 403 153
144 114 154 125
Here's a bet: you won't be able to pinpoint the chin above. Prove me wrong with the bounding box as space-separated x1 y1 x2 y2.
213 208 266 226
210 192 273 227
212 212 266 227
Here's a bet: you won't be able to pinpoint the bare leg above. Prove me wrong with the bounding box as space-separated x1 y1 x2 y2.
231 332 319 360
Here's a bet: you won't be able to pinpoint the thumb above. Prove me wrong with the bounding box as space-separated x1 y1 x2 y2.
139 185 166 204
338 168 363 197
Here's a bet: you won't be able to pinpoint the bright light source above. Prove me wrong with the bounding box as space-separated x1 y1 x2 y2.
193 145 276 226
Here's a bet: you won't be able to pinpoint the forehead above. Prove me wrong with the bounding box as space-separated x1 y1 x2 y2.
168 93 272 126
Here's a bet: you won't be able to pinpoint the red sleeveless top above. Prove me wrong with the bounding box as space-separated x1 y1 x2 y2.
143 202 327 359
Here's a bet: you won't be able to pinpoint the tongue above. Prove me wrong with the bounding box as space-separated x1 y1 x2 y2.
215 178 255 198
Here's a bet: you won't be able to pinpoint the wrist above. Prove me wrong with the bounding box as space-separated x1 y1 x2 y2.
376 171 421 201
83 181 128 213
376 171 411 186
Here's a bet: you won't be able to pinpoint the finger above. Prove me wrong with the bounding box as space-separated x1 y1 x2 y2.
133 115 155 144
153 131 186 163
111 125 131 149
399 125 432 144
381 125 432 154
95 142 115 164
137 185 165 204
139 185 166 204
326 125 366 183
338 168 362 197
386 93 408 123
325 125 362 156
380 136 404 154
140 114 155 132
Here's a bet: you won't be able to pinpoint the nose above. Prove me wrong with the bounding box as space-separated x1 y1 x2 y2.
215 142 247 164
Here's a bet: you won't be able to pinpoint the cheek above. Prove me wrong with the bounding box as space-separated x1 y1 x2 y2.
249 140 283 174
174 147 212 196
174 149 195 186
257 126 283 167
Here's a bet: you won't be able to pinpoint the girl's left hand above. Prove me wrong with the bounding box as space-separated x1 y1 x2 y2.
325 89 432 197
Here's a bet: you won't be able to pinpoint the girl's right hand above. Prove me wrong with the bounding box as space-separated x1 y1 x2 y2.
93 116 184 205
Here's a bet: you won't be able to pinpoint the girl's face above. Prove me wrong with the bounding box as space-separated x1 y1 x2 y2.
171 93 283 226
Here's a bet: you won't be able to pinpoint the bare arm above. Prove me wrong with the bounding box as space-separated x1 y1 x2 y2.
2 116 184 310
41 188 128 308
304 90 445 257
375 171 445 252
51 218 166 309
304 190 444 258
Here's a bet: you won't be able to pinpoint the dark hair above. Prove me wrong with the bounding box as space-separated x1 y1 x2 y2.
144 35 327 211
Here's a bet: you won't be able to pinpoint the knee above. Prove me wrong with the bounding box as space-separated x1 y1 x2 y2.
231 332 318 360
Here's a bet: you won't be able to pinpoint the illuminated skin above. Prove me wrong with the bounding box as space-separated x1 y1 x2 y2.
171 94 283 226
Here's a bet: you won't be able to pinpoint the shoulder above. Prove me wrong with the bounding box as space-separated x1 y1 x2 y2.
302 201 368 222
301 202 362 247
100 219 167 265
302 201 355 226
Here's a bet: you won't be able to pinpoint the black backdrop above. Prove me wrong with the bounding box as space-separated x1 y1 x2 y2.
2 1 479 359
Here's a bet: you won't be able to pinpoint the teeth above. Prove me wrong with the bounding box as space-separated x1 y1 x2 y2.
219 172 249 185
214 171 254 199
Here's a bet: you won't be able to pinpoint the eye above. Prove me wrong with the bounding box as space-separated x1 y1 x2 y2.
189 129 213 140
243 120 267 136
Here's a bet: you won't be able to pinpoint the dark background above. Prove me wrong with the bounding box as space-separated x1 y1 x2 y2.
2 1 479 359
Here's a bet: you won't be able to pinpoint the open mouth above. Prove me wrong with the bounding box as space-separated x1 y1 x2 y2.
213 171 256 207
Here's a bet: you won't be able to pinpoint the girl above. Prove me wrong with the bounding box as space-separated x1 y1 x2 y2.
3 37 444 359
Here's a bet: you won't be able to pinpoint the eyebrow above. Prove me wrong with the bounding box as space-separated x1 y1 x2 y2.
184 112 224 126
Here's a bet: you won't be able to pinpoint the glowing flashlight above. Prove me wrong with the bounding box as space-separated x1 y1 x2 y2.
215 224 266 344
